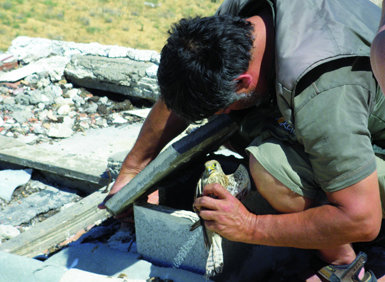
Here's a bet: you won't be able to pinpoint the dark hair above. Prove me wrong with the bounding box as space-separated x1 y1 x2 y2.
157 15 254 123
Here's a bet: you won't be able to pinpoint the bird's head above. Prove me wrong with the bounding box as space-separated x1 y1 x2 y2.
204 160 222 176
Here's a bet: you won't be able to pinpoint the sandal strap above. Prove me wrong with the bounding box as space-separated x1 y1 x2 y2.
360 271 377 282
317 252 376 282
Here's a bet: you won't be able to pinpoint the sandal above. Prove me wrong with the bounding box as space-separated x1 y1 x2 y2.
317 252 377 282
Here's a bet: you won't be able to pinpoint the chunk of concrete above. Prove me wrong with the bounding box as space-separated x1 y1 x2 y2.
46 243 207 281
134 203 207 274
0 188 80 226
0 251 128 282
0 251 67 282
0 169 32 202
0 56 69 83
64 55 159 102
0 225 20 240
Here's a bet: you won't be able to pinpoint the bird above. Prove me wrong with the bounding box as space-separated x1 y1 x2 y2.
191 159 251 277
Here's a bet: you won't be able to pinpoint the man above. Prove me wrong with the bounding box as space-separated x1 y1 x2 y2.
100 0 384 280
371 0 385 94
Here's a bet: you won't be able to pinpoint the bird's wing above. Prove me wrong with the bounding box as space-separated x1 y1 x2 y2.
196 177 204 198
227 163 251 198
205 232 224 277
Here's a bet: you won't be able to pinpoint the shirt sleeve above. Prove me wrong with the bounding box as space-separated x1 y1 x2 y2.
294 84 376 192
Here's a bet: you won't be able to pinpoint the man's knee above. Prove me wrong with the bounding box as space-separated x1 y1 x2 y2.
249 154 313 213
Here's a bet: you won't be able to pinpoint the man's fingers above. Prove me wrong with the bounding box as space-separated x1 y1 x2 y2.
202 183 231 199
97 194 114 209
194 194 219 211
199 209 217 221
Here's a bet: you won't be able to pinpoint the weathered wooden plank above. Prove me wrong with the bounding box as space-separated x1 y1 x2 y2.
105 114 239 215
0 189 111 258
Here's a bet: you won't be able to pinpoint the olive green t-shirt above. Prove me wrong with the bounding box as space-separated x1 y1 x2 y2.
294 57 384 192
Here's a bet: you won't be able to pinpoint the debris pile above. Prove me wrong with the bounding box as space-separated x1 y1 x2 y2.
0 37 159 144
0 75 144 144
0 176 82 243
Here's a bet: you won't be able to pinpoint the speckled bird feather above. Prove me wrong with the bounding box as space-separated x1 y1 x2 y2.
192 160 251 277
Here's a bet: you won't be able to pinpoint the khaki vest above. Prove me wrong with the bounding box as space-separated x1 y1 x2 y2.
216 0 381 122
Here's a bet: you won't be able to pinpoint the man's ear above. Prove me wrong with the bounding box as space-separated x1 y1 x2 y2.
235 73 253 90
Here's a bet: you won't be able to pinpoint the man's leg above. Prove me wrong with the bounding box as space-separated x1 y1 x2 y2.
249 155 312 213
246 139 370 280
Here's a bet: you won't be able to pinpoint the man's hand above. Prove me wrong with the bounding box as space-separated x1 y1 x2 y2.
98 170 138 210
194 183 255 243
98 169 159 223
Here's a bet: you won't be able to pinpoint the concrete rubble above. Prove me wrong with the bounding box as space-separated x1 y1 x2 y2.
65 55 159 102
0 36 156 146
0 168 32 202
1 36 160 101
0 185 80 226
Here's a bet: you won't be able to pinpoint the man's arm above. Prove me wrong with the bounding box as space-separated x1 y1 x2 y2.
195 171 382 249
101 99 188 205
371 0 385 93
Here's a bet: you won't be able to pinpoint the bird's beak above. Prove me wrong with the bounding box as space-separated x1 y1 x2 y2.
207 164 216 174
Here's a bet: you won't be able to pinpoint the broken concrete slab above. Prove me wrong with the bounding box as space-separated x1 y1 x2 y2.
45 242 207 281
0 251 129 282
8 36 160 65
64 55 159 102
134 203 207 274
0 251 67 282
0 109 147 191
0 188 80 226
0 169 32 202
0 123 143 193
0 56 69 83
33 123 143 161
0 136 25 150
0 142 108 192
0 189 110 258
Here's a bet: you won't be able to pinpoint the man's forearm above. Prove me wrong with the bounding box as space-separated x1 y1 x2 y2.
245 204 370 249
121 99 188 172
242 172 382 249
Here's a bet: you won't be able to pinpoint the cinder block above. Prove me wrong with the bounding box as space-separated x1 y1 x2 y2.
134 203 207 274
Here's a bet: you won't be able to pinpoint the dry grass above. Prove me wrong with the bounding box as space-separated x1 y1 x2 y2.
0 0 219 52
1 0 382 52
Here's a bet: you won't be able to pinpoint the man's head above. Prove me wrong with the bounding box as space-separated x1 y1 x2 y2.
157 15 254 123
